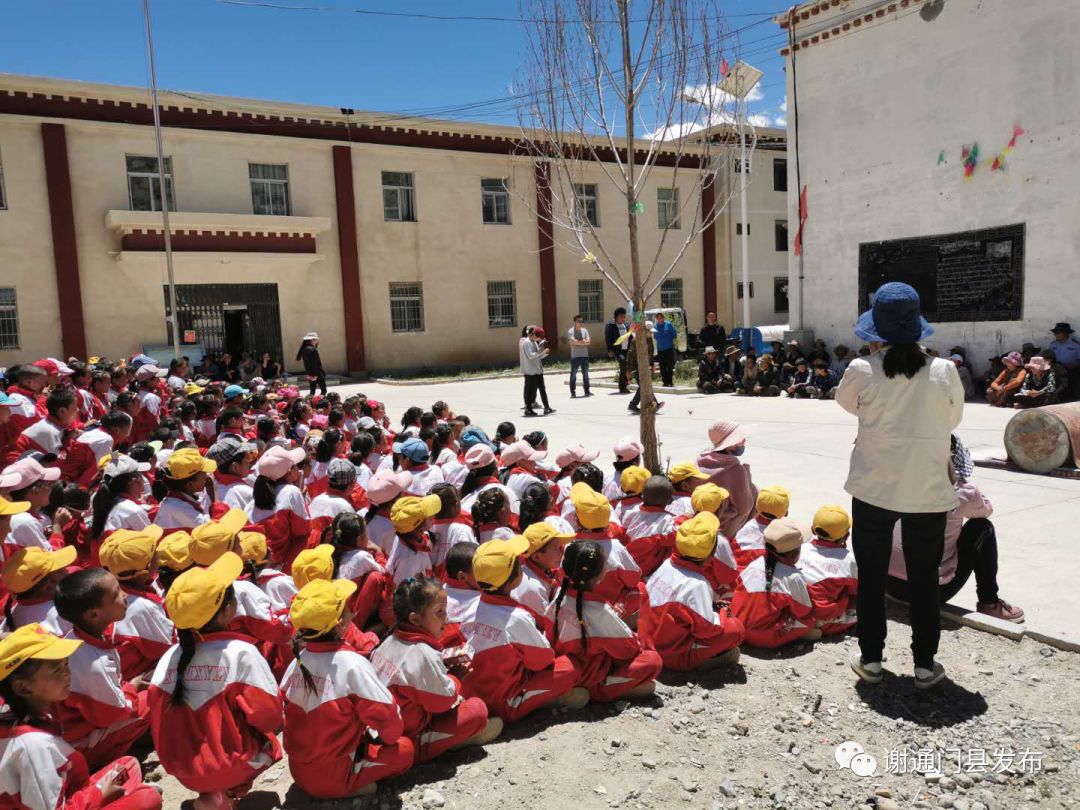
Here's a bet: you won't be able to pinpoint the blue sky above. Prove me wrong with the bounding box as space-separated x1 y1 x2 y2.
4 0 789 128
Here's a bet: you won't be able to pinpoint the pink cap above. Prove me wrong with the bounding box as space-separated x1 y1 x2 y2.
499 440 547 467
613 436 644 462
310 414 329 430
255 446 307 481
0 458 62 490
1003 351 1023 367
32 358 73 376
464 445 497 470
367 470 414 505
554 443 601 468
708 419 746 452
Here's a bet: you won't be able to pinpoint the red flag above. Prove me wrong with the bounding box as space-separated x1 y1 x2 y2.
721 59 730 77
1007 124 1025 150
793 185 808 256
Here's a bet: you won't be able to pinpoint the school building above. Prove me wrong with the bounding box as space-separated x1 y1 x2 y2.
778 0 1080 367
0 74 788 374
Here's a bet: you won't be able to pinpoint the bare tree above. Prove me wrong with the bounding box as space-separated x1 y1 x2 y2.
515 0 754 470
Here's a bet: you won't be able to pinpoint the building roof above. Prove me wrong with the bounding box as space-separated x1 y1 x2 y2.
774 0 927 56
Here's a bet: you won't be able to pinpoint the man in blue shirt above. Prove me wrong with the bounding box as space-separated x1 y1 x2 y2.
1049 322 1080 401
654 312 677 387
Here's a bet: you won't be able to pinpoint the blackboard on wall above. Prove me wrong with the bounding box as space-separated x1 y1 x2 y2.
858 223 1025 322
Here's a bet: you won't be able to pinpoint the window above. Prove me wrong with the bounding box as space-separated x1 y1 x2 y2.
733 158 751 173
773 158 788 192
0 287 18 349
737 281 755 300
486 280 517 327
389 282 424 332
657 187 680 229
126 155 175 212
382 171 416 222
775 220 789 252
481 178 511 224
578 279 603 323
249 163 291 216
660 278 683 309
573 183 599 228
736 222 750 235
0 148 6 210
774 276 789 314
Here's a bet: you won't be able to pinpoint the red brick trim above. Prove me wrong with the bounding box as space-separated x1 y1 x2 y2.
701 176 718 317
534 162 558 341
120 230 316 253
331 145 366 372
40 123 87 358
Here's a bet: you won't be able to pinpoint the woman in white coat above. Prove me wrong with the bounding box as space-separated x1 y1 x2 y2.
835 282 964 690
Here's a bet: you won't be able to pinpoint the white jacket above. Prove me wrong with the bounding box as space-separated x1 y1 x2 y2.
835 352 964 513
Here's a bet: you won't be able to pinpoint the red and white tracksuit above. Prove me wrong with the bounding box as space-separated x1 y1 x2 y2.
154 494 209 533
3 511 54 560
229 578 294 647
429 516 477 576
799 540 858 636
547 590 662 701
730 515 771 570
306 491 354 548
505 469 543 502
245 484 310 570
337 548 387 629
730 555 816 648
367 511 397 556
281 640 413 798
213 473 254 515
386 534 433 587
612 494 643 524
12 418 66 466
640 556 745 671
304 461 330 500
1 596 72 636
55 628 151 770
666 494 695 519
404 464 445 497
621 505 677 578
0 388 43 464
63 428 114 487
0 725 161 810
109 586 176 681
255 568 298 613
104 498 153 534
571 528 641 617
371 625 489 762
460 479 520 515
460 592 578 721
510 557 561 621
148 632 283 793
444 583 480 639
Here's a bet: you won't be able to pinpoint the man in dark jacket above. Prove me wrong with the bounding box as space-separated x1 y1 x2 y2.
699 312 726 354
297 331 326 397
604 307 631 394
697 346 723 393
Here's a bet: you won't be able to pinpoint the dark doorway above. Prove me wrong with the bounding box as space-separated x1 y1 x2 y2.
223 308 246 358
164 283 283 365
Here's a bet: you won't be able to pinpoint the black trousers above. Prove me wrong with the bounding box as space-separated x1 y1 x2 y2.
523 374 550 411
657 348 675 387
886 517 999 605
615 352 630 392
851 497 947 670
308 373 327 397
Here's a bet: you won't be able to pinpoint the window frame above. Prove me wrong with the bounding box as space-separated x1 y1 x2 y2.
775 219 789 252
485 280 518 328
736 222 750 236
572 182 600 228
388 281 425 333
249 163 292 216
736 281 755 300
774 276 790 314
126 155 176 212
773 158 788 192
382 171 417 222
0 286 19 350
481 178 512 225
657 187 680 230
660 277 684 310
577 278 604 323
733 157 752 174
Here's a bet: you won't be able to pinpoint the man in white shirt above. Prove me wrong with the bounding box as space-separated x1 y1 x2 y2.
567 315 592 398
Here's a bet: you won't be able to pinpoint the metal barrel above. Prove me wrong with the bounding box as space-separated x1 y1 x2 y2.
1003 403 1080 473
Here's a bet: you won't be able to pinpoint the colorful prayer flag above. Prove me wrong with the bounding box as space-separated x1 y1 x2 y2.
793 185 808 256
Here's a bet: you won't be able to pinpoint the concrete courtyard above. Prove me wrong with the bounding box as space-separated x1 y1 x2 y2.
338 371 1080 648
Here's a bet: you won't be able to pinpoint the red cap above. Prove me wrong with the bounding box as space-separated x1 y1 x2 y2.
533 327 546 339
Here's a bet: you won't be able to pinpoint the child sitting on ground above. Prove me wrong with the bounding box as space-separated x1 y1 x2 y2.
150 553 283 810
428 482 477 577
612 465 649 523
154 531 194 596
798 505 858 637
0 624 163 810
621 475 678 578
371 576 500 763
731 486 790 570
666 463 708 519
1 546 75 635
365 470 414 555
730 518 819 648
510 522 574 623
307 458 367 547
323 512 387 631
461 537 587 720
387 495 441 587
471 488 516 542
443 542 481 641
688 483 740 601
281 579 414 798
53 568 152 770
548 541 663 702
568 483 641 618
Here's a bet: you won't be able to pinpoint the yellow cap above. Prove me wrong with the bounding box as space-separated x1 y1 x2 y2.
88 356 101 365
155 531 194 571
97 453 113 472
290 579 357 637
238 531 268 564
190 508 248 566
764 518 807 554
812 504 852 542
184 382 206 396
99 526 165 577
0 624 82 682
522 522 575 556
390 494 442 533
166 447 216 481
0 497 31 517
473 535 530 590
291 544 335 589
669 462 708 485
1 546 77 595
619 465 651 496
569 481 611 530
165 552 243 630
675 512 720 560
756 485 791 519
690 483 730 515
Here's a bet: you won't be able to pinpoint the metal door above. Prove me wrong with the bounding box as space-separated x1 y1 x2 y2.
164 284 283 364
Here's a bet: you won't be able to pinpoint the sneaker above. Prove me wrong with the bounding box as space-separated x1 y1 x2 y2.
628 406 641 414
523 409 539 417
622 681 656 700
914 661 947 690
462 716 504 747
977 599 1025 623
849 652 884 684
697 647 741 671
584 392 594 397
570 393 578 398
543 407 556 415
802 628 823 642
552 686 591 710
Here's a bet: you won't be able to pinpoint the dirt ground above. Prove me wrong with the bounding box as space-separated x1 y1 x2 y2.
147 607 1080 810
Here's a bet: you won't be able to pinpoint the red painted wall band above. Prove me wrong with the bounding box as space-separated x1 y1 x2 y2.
701 175 718 317
534 162 558 342
331 145 366 372
120 231 317 253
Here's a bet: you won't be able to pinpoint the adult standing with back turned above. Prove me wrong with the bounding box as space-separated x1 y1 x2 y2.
604 307 631 394
297 331 326 397
835 283 964 690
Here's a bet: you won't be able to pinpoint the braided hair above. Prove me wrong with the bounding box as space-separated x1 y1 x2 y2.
391 574 442 627
172 585 236 705
470 487 508 527
518 481 551 532
570 462 603 493
552 541 606 653
322 511 367 572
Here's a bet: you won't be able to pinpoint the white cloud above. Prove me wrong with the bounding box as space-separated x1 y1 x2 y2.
774 114 787 127
780 100 788 113
746 113 771 128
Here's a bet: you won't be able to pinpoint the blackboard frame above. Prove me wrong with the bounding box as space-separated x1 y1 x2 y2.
858 223 1025 322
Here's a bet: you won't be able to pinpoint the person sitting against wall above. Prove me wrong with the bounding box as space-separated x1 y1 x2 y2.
1013 356 1056 408
735 356 780 397
785 359 814 398
261 352 283 380
949 354 976 401
986 352 1025 407
696 347 724 394
886 435 1024 623
830 344 853 379
1048 322 1080 401
807 360 838 400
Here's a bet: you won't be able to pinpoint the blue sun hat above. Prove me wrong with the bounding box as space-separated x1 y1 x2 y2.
460 426 494 451
854 282 934 344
